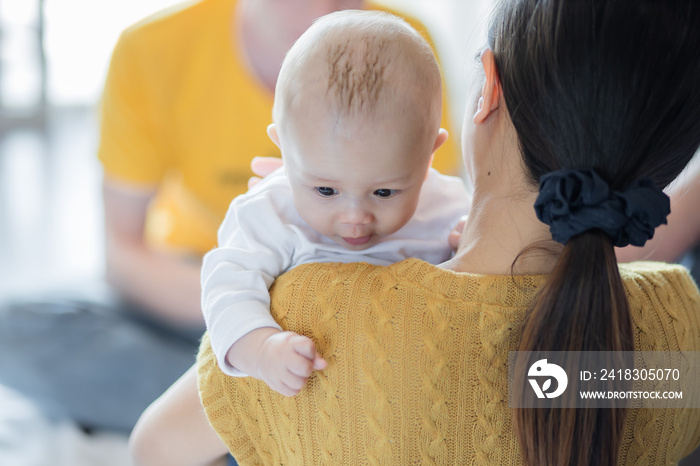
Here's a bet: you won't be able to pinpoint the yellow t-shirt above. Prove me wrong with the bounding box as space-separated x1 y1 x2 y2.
198 260 700 465
98 0 460 256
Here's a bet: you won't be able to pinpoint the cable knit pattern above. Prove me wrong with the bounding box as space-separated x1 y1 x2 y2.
197 260 700 465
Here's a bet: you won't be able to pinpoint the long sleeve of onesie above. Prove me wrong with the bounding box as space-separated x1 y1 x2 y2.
202 168 471 376
201 171 298 376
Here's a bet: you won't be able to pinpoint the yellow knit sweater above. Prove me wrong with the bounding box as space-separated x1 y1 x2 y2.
197 259 700 465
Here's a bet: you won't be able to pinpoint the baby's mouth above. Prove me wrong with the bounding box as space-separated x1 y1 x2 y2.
342 235 372 246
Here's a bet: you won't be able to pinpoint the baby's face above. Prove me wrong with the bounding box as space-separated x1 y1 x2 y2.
278 111 435 250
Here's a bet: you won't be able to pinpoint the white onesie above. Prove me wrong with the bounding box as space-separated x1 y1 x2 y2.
201 167 470 376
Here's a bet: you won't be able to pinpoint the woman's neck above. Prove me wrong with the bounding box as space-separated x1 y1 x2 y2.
445 83 562 276
441 185 561 276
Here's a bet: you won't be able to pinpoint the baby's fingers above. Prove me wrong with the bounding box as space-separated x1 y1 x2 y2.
448 215 468 251
291 335 315 358
313 355 327 370
286 352 316 378
273 379 303 397
247 176 262 189
276 359 312 397
291 336 327 372
251 156 283 177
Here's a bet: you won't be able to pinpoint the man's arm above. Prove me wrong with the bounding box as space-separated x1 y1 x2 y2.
103 177 203 325
129 365 230 466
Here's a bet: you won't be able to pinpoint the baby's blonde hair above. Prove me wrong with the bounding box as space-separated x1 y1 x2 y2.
273 10 442 123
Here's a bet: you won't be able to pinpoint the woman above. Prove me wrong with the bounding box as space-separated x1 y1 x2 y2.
130 0 700 464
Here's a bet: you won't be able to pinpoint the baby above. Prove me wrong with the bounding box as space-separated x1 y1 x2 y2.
201 10 470 396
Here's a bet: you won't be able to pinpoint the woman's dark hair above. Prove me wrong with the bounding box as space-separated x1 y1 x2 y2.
488 0 700 465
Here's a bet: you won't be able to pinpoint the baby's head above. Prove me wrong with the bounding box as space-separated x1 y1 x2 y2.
268 10 446 250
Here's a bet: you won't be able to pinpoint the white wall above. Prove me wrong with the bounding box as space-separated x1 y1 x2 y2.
40 0 493 112
44 0 187 105
0 0 494 116
376 0 492 145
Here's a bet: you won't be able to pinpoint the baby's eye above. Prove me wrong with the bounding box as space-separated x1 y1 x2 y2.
374 189 399 198
314 187 338 197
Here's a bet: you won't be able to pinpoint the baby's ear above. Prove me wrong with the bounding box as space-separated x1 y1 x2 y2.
425 154 434 180
267 124 280 148
425 129 447 179
432 128 448 155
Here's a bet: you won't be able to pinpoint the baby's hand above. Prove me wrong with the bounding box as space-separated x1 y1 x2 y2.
248 156 284 189
448 215 468 251
257 331 327 397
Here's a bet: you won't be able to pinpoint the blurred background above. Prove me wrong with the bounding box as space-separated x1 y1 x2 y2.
0 0 197 298
0 0 491 298
2 2 699 466
0 1 491 464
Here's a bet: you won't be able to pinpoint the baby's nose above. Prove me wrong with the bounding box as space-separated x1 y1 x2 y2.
339 206 373 225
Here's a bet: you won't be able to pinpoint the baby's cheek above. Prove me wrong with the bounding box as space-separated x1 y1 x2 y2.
384 206 414 235
293 194 328 233
304 213 330 236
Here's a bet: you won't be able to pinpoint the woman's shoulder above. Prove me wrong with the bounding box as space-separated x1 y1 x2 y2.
272 260 408 288
619 261 700 303
269 260 432 306
271 258 545 310
620 261 700 351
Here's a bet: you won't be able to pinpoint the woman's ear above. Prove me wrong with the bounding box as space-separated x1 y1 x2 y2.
267 123 280 148
473 49 503 125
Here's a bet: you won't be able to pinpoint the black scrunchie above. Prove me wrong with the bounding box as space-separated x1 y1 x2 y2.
534 168 670 247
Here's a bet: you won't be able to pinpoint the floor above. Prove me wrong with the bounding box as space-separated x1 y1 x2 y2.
0 384 130 466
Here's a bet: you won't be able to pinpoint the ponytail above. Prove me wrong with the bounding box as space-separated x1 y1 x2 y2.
515 231 631 466
485 0 700 463
511 167 670 465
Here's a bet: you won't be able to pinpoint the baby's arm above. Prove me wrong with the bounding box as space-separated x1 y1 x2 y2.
202 177 326 395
